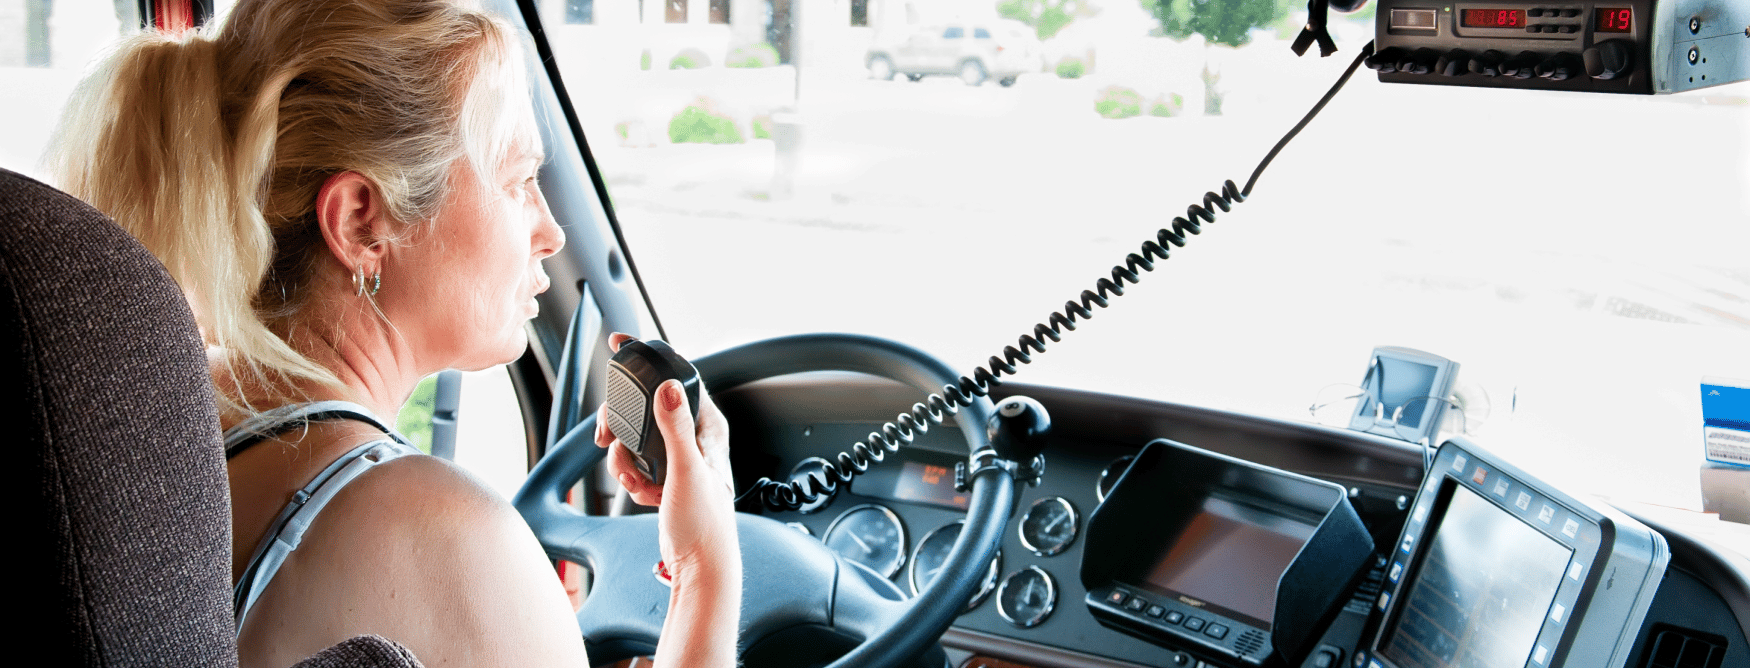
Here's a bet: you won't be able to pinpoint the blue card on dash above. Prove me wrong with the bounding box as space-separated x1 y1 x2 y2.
1701 377 1750 467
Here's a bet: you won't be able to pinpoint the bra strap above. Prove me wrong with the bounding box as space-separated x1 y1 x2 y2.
225 400 409 458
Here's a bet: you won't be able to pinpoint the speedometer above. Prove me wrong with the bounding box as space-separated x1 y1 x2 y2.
822 503 907 578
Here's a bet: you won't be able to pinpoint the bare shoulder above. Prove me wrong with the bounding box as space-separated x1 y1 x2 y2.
332 452 515 533
238 452 587 667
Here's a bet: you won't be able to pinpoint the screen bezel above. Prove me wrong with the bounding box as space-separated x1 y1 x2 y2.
1369 445 1610 668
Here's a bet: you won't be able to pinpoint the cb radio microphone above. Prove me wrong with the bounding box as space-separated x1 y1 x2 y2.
603 339 701 486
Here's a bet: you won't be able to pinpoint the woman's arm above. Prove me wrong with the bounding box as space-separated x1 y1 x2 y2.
596 335 742 667
643 379 742 667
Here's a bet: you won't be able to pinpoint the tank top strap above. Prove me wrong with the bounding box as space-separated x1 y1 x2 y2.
229 400 422 633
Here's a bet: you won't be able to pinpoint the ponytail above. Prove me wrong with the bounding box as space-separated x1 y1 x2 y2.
47 0 531 411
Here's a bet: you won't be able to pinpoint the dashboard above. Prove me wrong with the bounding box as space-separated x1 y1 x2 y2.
714 373 1750 668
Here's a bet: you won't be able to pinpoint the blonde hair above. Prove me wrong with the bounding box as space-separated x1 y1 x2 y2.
47 0 535 406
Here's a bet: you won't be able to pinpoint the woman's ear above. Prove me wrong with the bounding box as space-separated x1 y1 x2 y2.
315 171 391 282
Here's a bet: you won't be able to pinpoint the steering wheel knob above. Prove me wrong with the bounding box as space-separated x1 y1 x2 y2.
988 396 1051 463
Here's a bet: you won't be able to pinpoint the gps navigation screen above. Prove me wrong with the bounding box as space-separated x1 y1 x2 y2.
1139 495 1317 628
1380 485 1572 668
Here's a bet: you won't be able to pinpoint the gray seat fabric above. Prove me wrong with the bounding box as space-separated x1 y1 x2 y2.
3 168 421 668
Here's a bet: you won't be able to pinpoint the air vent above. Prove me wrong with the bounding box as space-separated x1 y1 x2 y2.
1642 625 1728 668
1235 630 1266 656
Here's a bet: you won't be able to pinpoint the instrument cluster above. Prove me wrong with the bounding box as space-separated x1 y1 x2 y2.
761 435 1143 633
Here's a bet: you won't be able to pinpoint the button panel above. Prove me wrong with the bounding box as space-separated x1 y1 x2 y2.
1086 585 1274 666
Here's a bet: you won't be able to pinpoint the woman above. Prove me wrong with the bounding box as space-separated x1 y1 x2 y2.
47 0 739 665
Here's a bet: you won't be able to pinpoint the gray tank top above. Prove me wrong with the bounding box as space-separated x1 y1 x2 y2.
225 401 422 633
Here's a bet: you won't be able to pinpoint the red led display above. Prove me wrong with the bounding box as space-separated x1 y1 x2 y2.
1461 8 1526 28
1596 8 1633 33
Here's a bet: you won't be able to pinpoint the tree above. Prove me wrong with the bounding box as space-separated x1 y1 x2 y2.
1144 0 1288 48
997 0 1098 41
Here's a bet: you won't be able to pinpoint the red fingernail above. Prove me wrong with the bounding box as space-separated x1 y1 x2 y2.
661 382 684 412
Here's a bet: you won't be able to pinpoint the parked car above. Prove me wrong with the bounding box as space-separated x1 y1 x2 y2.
866 21 1043 87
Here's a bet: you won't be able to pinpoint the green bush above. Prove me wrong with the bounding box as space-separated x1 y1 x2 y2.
1055 57 1086 79
1094 86 1143 119
640 49 652 71
669 48 710 70
396 374 438 455
726 42 780 68
669 102 744 144
1150 93 1184 117
751 114 772 140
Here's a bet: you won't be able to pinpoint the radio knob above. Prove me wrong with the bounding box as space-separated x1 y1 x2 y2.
1366 47 1405 73
1398 48 1440 75
1469 50 1506 77
1584 39 1635 79
1535 53 1581 80
1501 51 1541 79
1436 49 1470 76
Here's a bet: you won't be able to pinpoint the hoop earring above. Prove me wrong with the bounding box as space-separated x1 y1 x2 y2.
371 271 381 297
352 267 366 297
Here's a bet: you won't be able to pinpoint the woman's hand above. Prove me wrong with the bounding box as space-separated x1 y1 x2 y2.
595 334 734 505
595 334 740 667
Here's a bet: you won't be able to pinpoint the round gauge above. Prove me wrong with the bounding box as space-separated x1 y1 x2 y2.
788 457 838 514
1096 454 1136 503
996 566 1057 628
822 504 907 579
1019 497 1079 556
909 521 1001 611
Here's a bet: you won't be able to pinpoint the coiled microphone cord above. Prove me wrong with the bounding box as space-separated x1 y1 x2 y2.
738 42 1379 512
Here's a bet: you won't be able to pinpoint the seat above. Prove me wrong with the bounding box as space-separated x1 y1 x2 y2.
4 168 422 667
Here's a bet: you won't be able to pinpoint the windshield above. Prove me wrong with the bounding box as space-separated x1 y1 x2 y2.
540 2 1747 511
4 1 1742 513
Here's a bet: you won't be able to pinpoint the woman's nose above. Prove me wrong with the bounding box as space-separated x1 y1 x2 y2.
532 186 565 258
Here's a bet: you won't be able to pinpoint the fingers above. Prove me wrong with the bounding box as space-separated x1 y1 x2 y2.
608 331 636 352
693 391 735 489
694 391 728 457
652 379 703 475
597 403 663 505
606 439 662 506
594 406 613 449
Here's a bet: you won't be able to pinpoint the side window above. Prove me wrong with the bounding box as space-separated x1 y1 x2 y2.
665 0 686 23
397 367 531 501
850 0 868 27
943 27 963 39
974 28 991 39
707 0 727 24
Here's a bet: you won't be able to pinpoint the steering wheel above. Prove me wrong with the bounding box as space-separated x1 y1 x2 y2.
513 333 1016 667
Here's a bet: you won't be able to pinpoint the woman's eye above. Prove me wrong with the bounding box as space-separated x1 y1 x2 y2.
508 176 538 199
